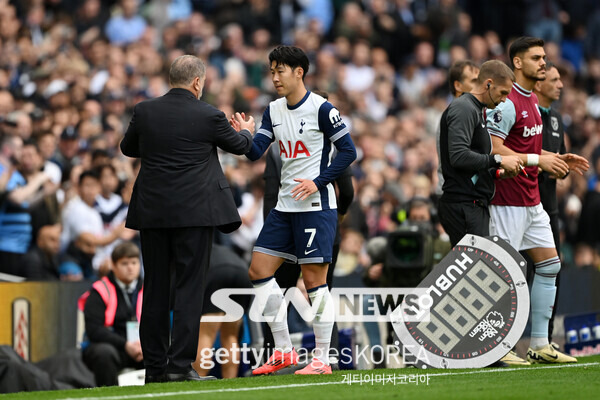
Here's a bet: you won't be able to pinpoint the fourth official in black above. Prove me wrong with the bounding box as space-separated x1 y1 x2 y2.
438 60 522 246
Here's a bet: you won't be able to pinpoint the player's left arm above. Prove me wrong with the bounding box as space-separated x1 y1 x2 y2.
291 103 357 201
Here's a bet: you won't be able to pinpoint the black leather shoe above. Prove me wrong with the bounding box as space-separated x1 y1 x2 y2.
167 370 217 382
145 374 168 384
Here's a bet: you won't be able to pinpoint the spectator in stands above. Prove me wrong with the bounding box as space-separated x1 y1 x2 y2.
61 169 124 275
36 131 62 185
0 136 50 276
104 0 148 46
20 140 60 242
60 232 96 281
53 127 81 185
22 224 61 280
95 163 129 243
81 242 144 386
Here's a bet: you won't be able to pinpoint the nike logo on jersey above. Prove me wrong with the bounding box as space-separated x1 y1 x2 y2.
304 249 317 255
273 123 282 127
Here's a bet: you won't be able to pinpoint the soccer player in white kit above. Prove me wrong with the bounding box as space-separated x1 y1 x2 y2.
487 37 588 364
231 46 356 375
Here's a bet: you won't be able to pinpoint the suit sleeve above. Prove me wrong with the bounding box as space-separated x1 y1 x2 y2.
313 102 357 189
211 110 253 155
121 104 141 158
84 289 127 350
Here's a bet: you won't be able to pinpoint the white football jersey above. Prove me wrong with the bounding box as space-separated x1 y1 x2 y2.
257 91 350 212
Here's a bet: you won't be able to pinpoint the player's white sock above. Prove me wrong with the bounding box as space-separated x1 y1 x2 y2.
308 284 334 366
252 276 293 352
530 256 560 350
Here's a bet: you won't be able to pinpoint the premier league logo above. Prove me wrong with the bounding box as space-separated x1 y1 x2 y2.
391 235 529 369
493 110 502 123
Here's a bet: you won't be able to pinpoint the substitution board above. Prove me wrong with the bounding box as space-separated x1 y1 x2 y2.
392 235 529 368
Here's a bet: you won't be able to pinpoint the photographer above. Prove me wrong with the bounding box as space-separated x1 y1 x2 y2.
364 197 451 288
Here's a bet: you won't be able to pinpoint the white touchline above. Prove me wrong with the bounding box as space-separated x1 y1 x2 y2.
57 362 598 400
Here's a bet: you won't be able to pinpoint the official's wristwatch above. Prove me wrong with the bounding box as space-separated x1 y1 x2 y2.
493 154 502 167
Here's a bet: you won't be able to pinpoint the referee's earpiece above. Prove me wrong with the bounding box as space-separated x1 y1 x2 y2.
487 82 499 107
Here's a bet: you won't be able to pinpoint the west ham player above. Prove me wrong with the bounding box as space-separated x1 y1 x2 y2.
533 63 567 346
232 46 356 375
486 37 588 364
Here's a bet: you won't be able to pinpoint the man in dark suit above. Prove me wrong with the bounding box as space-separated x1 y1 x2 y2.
120 55 254 383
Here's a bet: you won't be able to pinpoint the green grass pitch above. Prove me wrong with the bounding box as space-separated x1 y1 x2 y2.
2 355 600 400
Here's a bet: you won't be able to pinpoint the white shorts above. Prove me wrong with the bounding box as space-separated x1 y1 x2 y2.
489 204 556 251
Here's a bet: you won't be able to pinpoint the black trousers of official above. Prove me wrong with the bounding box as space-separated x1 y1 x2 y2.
139 226 213 376
438 200 490 247
261 243 340 362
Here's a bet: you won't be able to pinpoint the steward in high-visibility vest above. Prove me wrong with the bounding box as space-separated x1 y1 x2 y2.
78 275 143 331
79 265 144 386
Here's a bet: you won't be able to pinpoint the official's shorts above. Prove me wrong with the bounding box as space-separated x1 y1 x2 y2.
489 204 556 251
254 209 337 265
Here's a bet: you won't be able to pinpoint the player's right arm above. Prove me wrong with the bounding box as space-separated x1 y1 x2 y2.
246 106 274 161
487 99 546 175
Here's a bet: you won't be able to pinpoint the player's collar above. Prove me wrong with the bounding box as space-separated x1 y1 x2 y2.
287 90 311 110
512 82 532 97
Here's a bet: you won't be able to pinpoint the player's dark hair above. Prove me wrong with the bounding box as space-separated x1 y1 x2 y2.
508 36 545 69
269 46 310 80
449 60 478 96
478 60 515 85
111 241 140 264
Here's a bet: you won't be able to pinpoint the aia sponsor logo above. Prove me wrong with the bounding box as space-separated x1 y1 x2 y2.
279 140 310 158
523 124 543 137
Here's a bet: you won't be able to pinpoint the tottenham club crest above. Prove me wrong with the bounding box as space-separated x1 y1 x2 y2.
493 110 502 123
551 116 559 131
392 235 529 369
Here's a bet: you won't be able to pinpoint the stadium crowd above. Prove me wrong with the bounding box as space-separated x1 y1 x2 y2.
1 0 600 282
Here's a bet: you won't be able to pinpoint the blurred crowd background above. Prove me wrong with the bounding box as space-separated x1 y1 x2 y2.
1 0 600 282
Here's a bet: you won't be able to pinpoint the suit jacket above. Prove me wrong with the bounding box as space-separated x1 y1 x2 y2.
120 88 253 233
